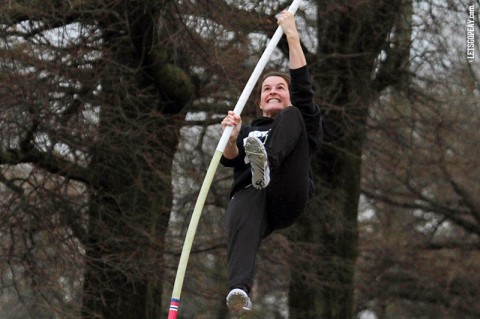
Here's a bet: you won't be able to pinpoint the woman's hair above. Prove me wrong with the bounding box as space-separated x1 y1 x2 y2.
257 71 292 95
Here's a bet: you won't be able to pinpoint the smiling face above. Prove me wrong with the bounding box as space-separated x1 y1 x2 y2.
259 75 292 118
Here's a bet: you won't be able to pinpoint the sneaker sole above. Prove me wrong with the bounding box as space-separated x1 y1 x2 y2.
226 292 251 315
245 137 269 189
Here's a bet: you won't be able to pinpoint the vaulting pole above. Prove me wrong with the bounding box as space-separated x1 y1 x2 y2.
167 1 303 317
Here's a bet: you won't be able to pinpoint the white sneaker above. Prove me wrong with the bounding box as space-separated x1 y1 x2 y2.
244 136 270 189
226 288 252 316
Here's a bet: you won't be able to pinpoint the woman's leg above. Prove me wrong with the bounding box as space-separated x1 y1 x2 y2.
224 186 268 294
264 106 311 231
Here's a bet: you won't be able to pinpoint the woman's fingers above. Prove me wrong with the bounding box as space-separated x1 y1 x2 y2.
221 111 241 129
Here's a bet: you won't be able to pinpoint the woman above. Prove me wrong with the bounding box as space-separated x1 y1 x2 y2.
220 11 322 315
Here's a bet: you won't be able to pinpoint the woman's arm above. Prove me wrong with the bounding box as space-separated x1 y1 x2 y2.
221 111 242 159
277 11 306 69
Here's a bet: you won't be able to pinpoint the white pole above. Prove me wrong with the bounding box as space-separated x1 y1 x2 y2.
167 1 303 317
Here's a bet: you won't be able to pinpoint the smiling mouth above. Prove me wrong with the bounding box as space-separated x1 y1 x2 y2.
267 98 281 103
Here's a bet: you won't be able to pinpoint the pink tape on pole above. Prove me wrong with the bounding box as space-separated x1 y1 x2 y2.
167 298 180 319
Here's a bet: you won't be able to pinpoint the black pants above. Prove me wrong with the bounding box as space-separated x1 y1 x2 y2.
224 106 311 294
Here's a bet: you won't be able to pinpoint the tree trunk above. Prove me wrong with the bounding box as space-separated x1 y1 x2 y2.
80 1 191 318
289 1 405 318
82 110 176 319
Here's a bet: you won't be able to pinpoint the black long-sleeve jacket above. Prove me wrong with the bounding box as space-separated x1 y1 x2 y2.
221 66 322 197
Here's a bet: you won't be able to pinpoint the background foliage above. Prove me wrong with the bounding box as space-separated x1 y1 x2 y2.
0 0 478 318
